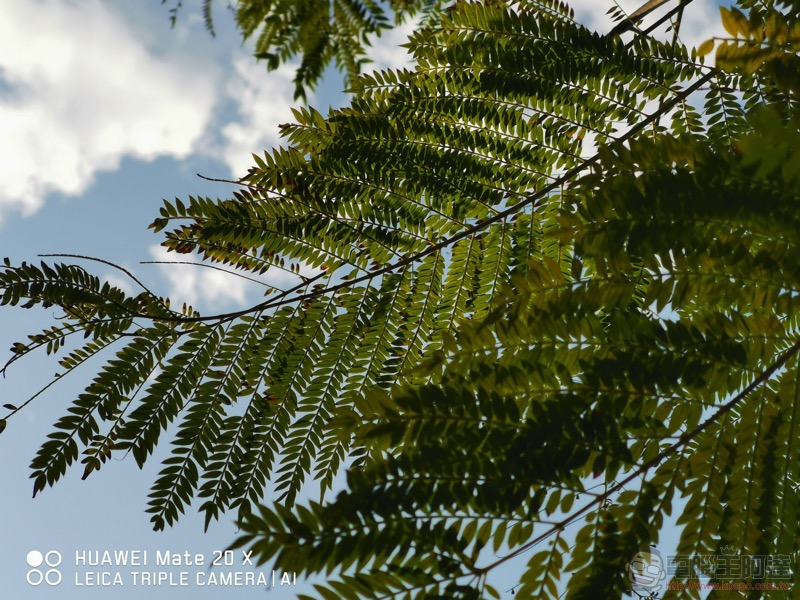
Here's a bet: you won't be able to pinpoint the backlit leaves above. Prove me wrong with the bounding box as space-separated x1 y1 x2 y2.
4 0 800 598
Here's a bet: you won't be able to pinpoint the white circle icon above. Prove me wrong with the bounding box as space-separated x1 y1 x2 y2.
26 550 62 586
45 569 62 585
26 550 44 568
26 569 43 586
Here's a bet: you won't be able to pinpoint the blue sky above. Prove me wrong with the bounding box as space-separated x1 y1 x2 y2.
0 1 725 598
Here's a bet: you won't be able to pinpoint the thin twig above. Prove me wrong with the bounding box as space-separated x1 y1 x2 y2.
141 260 292 292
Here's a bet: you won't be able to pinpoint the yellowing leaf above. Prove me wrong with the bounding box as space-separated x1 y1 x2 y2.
697 39 715 57
720 6 748 37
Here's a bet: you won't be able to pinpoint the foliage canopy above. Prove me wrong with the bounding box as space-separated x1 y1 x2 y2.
161 0 450 99
3 0 800 597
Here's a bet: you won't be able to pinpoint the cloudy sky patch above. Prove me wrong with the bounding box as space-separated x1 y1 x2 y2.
148 244 250 310
0 0 218 220
215 58 304 178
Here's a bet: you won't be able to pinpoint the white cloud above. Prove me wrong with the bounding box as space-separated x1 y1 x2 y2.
148 244 322 312
0 0 218 220
148 245 249 311
215 58 304 178
365 16 419 72
102 271 136 297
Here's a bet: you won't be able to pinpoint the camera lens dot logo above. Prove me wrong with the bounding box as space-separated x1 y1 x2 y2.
26 550 62 586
